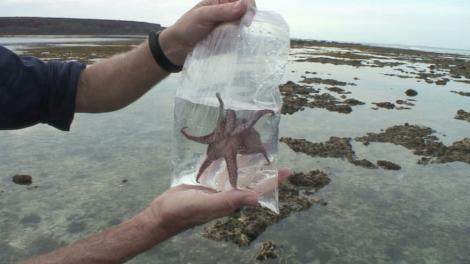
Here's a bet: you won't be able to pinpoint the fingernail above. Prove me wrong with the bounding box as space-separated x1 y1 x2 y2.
233 0 243 12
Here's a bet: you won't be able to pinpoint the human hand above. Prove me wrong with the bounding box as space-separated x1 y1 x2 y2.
159 0 256 66
139 168 292 237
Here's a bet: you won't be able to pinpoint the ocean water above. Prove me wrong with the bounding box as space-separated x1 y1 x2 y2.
0 35 142 51
370 43 470 56
0 38 470 263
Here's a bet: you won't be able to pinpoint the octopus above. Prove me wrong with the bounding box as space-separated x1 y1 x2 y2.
181 93 274 188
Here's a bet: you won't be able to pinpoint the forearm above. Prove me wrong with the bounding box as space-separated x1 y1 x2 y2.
19 213 171 264
75 30 184 113
74 0 251 114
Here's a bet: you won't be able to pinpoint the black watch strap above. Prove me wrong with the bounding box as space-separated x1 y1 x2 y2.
148 31 183 73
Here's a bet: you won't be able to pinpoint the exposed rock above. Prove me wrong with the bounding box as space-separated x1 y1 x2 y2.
344 98 365 106
280 137 377 169
451 91 470 97
396 100 415 106
396 106 412 110
435 78 450 86
291 40 470 85
281 95 308 115
300 77 356 87
351 159 378 169
455 110 470 123
356 124 444 158
19 45 137 65
279 81 363 115
373 102 395 109
384 73 413 79
279 81 318 95
377 160 401 170
417 72 447 83
405 89 418 97
296 57 363 67
325 104 352 114
203 170 331 246
308 93 353 114
255 241 280 261
326 87 351 94
279 81 319 115
12 174 33 185
289 171 331 188
439 139 470 164
293 49 405 68
356 124 470 165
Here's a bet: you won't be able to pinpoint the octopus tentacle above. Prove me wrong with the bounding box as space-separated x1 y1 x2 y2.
181 127 215 144
246 110 274 129
232 110 274 135
241 145 270 162
214 93 226 135
196 157 214 183
260 148 271 164
238 136 271 164
225 150 238 189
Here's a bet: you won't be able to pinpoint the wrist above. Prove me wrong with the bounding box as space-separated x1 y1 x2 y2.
135 206 176 242
158 27 191 67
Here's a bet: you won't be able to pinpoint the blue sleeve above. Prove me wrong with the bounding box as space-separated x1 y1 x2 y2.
0 46 85 131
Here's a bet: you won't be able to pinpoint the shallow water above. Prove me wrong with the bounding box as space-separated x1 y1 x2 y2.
1 38 470 263
0 36 141 51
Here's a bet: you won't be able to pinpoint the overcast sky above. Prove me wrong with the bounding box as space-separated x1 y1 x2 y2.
1 0 469 50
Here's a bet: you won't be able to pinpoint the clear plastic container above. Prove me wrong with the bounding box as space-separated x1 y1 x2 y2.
171 6 290 213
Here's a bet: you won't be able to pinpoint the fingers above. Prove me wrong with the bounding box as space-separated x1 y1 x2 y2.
249 167 294 195
170 184 217 194
278 167 294 183
194 0 240 9
170 167 292 220
195 0 248 25
209 189 259 217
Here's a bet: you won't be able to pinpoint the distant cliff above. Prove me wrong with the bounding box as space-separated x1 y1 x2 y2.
0 17 164 35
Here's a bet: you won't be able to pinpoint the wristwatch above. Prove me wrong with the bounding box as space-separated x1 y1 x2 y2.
148 31 183 73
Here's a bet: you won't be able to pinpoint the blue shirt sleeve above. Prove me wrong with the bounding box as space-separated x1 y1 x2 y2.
0 46 85 131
